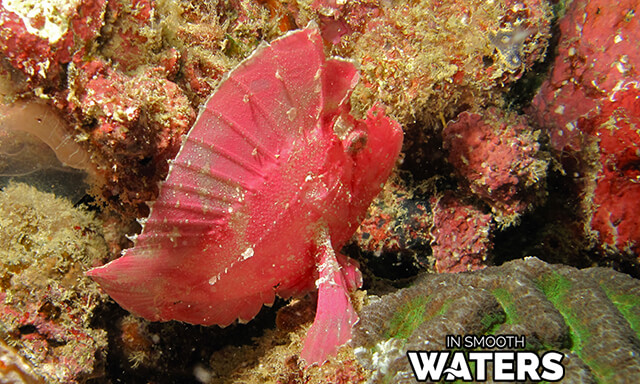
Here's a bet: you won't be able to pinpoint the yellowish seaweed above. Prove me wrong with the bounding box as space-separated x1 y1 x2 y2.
0 182 109 383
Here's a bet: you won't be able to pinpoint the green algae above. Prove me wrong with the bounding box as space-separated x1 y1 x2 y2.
534 272 586 350
384 294 455 342
479 309 506 333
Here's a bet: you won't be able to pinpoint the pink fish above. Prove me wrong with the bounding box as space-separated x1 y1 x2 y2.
87 28 402 364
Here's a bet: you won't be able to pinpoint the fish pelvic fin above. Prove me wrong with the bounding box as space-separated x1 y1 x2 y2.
300 231 360 366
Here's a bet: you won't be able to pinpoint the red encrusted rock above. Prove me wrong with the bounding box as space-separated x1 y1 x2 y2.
527 0 640 267
0 0 106 85
354 178 430 258
68 59 195 214
443 107 548 226
530 0 640 153
429 193 493 273
585 86 640 259
99 0 163 73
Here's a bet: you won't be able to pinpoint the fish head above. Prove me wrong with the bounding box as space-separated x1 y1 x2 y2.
348 105 403 221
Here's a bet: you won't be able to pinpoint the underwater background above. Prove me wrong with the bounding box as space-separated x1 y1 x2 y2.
0 0 639 382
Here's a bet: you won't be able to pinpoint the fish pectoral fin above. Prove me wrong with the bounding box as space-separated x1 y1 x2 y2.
300 233 359 366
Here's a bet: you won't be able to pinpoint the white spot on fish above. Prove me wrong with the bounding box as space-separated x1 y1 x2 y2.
241 247 254 260
208 274 220 285
287 107 297 121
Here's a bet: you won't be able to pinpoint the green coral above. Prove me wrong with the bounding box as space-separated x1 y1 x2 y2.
384 295 430 341
353 257 640 383
491 287 519 325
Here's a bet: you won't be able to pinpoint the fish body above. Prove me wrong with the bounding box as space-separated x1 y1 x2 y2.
87 28 403 364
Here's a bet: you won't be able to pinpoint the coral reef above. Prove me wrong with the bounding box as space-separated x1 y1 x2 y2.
1 0 639 381
531 0 639 153
429 193 493 273
98 0 163 74
155 0 281 103
0 183 109 383
584 86 640 258
528 0 640 268
352 257 640 383
0 0 106 86
67 58 195 214
296 0 553 125
443 107 549 226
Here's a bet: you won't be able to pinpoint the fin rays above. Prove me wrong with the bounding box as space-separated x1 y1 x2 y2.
203 106 278 162
170 158 253 191
161 177 237 204
183 135 266 178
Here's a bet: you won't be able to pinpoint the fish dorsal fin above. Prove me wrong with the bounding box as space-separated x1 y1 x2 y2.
320 57 359 126
149 28 327 239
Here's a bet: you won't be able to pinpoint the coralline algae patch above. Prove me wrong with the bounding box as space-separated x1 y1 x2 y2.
531 0 639 154
66 58 196 215
443 107 549 227
0 183 109 383
429 193 494 273
352 257 640 384
583 87 640 260
527 0 640 267
0 0 106 85
2 0 81 44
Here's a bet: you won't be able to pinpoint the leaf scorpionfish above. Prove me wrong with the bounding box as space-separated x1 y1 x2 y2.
88 27 403 365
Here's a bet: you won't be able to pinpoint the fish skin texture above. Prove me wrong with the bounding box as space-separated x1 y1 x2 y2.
87 28 403 365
